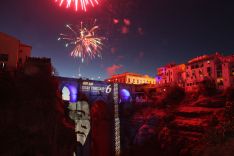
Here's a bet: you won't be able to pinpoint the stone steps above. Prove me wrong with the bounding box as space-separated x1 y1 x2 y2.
195 99 225 108
176 106 224 118
172 106 210 141
175 130 204 141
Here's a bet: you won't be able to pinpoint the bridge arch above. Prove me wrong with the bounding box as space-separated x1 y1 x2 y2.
120 89 131 102
60 84 78 102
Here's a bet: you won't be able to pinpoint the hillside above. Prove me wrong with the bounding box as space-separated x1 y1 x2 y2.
121 85 234 156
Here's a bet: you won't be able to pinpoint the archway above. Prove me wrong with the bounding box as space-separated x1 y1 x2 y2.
62 86 70 101
120 89 131 102
61 85 78 102
91 100 112 156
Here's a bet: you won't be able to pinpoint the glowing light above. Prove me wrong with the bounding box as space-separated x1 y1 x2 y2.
120 89 130 101
62 86 70 101
58 21 105 63
113 18 119 24
55 0 99 12
62 85 78 102
156 76 162 82
123 19 131 26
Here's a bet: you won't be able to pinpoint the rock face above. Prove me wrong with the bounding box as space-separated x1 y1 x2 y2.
134 124 156 145
172 95 226 142
121 88 234 156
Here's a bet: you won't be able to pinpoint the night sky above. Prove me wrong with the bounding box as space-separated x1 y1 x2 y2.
1 0 234 79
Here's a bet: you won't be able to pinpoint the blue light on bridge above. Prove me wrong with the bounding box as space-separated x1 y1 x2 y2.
120 89 131 101
69 85 78 102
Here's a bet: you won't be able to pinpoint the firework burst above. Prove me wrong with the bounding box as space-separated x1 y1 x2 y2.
55 0 99 12
58 22 105 63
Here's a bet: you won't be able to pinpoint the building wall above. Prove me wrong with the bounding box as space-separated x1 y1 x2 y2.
185 59 217 91
156 64 185 87
19 44 31 66
24 57 52 76
106 73 156 85
0 32 20 70
222 56 234 89
0 32 31 70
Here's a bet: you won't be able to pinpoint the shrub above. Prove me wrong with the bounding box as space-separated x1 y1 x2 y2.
164 85 185 105
198 78 217 96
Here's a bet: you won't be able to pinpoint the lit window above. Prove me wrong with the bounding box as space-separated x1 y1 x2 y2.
0 62 6 69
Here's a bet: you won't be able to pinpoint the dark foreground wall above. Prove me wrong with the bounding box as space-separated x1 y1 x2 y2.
0 72 75 156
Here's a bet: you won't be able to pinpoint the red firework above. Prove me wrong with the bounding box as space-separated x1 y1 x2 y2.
55 0 99 12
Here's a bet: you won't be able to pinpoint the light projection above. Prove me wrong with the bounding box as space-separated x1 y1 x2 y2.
68 101 91 145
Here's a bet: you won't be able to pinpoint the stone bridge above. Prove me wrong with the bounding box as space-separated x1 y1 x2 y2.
57 76 134 156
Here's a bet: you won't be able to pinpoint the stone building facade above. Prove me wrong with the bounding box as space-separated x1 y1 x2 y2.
105 72 156 85
156 53 234 91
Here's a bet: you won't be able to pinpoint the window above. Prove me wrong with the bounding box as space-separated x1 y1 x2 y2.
186 72 189 78
218 80 224 86
192 70 195 76
207 67 212 76
0 54 8 62
217 71 222 78
199 69 203 77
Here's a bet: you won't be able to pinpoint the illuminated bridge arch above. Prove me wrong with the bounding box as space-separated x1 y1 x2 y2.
61 84 78 102
58 77 79 102
120 89 131 102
